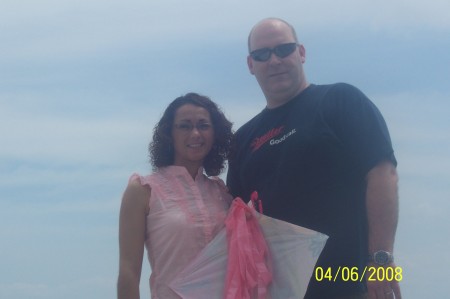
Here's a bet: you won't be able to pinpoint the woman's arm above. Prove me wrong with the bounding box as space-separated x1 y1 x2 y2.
117 179 151 299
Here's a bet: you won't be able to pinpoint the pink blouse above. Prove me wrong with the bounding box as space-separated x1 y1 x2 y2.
130 166 232 299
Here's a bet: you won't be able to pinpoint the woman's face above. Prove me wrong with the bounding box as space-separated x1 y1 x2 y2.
171 104 215 171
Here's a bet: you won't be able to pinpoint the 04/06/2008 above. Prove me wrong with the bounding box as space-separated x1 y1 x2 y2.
314 266 403 282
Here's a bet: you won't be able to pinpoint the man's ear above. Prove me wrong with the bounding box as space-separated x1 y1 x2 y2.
247 55 255 75
299 44 306 64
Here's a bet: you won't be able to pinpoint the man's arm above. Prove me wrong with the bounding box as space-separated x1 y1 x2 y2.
365 160 402 299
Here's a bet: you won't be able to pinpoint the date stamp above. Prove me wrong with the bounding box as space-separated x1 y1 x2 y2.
314 266 403 282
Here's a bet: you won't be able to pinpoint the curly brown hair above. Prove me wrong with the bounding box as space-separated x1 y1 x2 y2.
149 93 233 176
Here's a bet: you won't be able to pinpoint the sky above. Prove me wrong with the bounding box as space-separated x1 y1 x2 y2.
1 0 449 298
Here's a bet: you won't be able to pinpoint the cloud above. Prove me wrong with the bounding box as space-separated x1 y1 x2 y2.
373 91 450 178
0 276 117 299
0 98 156 165
2 0 449 64
0 283 50 298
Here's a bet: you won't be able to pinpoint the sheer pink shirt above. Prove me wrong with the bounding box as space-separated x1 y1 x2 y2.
130 166 232 298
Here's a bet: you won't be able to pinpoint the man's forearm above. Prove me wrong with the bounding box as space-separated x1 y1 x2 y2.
366 160 399 254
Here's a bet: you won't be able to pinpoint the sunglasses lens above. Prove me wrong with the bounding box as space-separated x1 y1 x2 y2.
250 43 297 62
274 43 297 58
250 49 272 62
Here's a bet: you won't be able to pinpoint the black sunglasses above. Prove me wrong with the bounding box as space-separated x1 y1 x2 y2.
250 42 298 62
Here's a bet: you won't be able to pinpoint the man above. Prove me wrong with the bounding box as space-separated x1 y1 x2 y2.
227 18 401 299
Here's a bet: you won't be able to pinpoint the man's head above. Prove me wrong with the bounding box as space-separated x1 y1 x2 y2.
247 18 309 108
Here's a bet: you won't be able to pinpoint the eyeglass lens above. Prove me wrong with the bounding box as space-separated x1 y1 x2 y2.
174 122 212 132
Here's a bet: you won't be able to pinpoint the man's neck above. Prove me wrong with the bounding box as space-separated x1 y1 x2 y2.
266 83 310 109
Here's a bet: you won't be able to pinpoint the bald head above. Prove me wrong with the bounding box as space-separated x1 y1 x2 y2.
246 17 308 107
248 18 299 53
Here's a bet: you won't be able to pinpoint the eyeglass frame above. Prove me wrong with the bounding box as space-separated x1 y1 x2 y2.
249 42 298 62
173 122 213 133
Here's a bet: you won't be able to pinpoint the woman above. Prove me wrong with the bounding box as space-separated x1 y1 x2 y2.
117 93 233 299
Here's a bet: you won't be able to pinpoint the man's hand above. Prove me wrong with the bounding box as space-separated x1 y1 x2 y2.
366 263 402 299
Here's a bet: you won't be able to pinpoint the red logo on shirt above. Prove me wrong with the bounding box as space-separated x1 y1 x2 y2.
250 126 284 152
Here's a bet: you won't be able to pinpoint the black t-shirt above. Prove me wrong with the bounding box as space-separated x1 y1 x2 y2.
227 83 397 297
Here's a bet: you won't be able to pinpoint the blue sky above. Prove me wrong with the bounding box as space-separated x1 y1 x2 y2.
1 0 449 298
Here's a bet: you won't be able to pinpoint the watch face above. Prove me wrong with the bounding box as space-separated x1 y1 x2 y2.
374 251 390 265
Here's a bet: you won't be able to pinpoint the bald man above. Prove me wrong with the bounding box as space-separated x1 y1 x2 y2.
227 18 401 299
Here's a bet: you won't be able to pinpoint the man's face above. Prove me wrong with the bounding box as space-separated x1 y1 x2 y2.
247 20 306 107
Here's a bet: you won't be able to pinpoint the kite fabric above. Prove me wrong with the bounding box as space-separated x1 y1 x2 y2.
169 198 328 299
223 197 272 299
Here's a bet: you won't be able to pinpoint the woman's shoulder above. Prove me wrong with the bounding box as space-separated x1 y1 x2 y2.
208 176 227 190
128 173 155 188
122 173 152 208
207 176 233 203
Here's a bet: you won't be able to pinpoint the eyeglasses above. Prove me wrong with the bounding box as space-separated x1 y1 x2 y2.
250 42 298 62
173 122 213 132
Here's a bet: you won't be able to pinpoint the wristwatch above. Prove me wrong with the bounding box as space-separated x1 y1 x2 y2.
368 250 394 266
